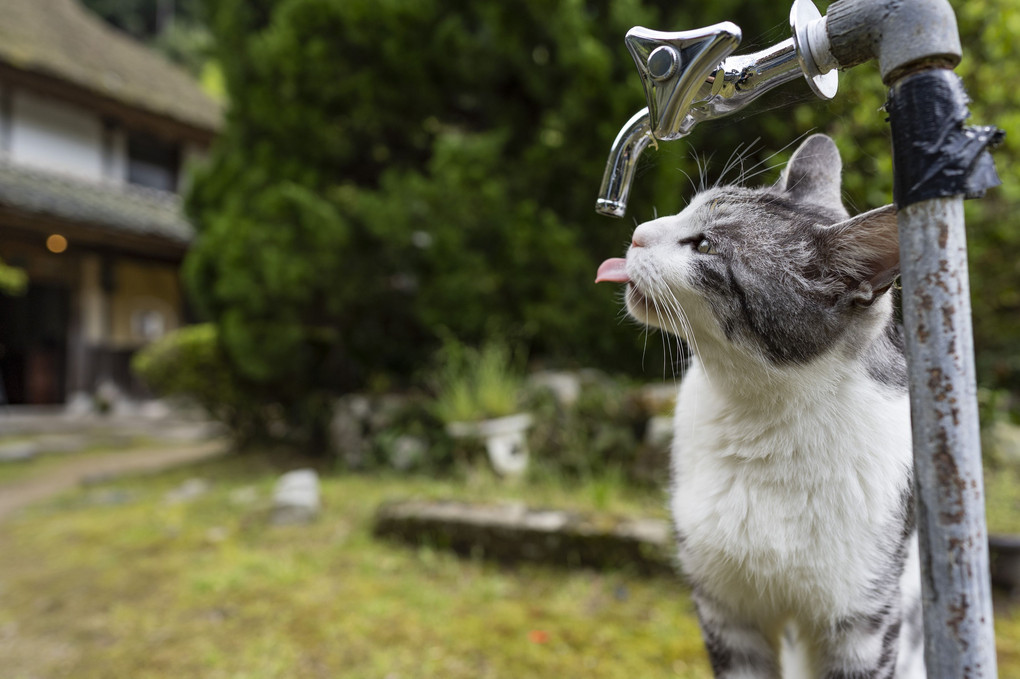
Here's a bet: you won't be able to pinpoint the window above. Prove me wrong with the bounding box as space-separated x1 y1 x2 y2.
127 133 179 192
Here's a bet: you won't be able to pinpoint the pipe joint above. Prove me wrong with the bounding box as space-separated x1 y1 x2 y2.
825 0 961 83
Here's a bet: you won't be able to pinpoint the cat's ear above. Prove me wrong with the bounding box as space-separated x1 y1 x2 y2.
825 204 900 305
777 134 844 209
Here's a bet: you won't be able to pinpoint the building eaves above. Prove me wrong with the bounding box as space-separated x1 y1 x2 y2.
0 160 193 246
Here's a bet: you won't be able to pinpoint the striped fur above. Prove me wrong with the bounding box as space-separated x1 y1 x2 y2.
616 135 924 678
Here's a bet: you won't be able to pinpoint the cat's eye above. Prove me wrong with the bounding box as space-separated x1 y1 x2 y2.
696 238 719 255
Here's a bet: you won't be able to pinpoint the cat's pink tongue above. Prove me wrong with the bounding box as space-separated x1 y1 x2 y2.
595 258 630 284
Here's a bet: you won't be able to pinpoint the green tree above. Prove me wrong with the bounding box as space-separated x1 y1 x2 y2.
185 0 1020 450
82 0 205 38
185 0 674 449
83 0 212 75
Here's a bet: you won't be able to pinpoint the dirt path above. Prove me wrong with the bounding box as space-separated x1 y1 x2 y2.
0 439 227 521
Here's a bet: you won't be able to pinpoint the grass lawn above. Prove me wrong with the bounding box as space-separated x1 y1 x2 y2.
986 466 1020 535
0 453 1018 678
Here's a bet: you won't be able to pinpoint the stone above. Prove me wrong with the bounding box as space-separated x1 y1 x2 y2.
373 499 673 574
164 478 211 504
228 486 259 506
644 415 674 450
0 441 39 462
368 394 410 431
33 434 88 455
528 371 582 407
94 379 125 414
271 468 320 525
64 392 95 417
138 400 173 419
389 435 426 471
330 395 369 468
155 422 224 444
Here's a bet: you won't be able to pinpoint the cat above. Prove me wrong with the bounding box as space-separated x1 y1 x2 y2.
596 134 924 678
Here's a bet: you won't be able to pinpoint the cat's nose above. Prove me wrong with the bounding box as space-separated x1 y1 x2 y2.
631 235 646 248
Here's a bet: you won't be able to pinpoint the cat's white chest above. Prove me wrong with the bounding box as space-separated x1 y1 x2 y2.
669 361 913 625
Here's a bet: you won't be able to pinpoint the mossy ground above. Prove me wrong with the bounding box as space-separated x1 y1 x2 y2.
0 454 704 678
0 452 1017 678
986 465 1020 535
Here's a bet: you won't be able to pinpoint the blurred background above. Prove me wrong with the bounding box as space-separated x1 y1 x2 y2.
0 0 1018 436
0 0 1018 677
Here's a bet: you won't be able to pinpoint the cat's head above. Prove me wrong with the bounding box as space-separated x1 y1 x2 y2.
596 134 899 367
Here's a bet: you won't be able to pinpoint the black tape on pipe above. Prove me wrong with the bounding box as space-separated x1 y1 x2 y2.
886 69 1004 208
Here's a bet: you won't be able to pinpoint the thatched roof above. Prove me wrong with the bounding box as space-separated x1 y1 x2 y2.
0 0 221 134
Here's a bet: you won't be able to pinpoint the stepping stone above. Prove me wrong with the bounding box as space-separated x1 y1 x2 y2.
271 469 320 525
373 499 674 575
0 441 39 462
164 478 211 504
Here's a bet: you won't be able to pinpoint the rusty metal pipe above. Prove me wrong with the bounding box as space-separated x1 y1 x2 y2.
828 0 999 673
896 195 997 677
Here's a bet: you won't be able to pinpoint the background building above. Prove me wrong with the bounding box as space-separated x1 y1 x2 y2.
0 0 220 405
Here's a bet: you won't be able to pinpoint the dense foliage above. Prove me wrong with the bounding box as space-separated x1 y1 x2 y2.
131 324 269 446
180 0 1020 446
82 0 211 76
82 0 203 38
0 257 26 296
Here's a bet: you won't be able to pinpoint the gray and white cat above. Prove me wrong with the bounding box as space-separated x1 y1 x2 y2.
597 134 924 678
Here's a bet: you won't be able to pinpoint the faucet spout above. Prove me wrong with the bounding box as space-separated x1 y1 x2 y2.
595 109 654 218
595 0 837 218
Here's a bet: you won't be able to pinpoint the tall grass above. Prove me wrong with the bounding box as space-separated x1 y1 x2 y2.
431 337 525 423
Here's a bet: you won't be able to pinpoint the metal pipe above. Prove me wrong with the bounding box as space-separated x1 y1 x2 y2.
597 0 1001 674
826 0 961 83
595 109 653 218
823 0 999 674
897 195 998 677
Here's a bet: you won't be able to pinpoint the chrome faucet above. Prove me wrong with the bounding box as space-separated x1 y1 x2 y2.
596 0 838 217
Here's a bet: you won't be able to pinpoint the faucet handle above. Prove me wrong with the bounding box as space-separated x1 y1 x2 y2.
626 22 742 141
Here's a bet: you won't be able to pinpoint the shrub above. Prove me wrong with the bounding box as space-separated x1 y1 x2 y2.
430 337 526 424
132 323 268 446
524 372 675 487
0 257 26 295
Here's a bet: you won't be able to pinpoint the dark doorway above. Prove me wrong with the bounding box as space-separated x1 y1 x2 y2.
0 284 70 404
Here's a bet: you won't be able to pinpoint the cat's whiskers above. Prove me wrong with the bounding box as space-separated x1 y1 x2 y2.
659 285 712 388
649 279 700 391
661 304 685 385
648 294 679 383
648 297 669 381
733 130 813 186
656 287 706 437
645 279 681 379
677 166 698 198
640 292 650 371
686 147 714 194
716 138 761 187
660 296 713 446
736 160 788 187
